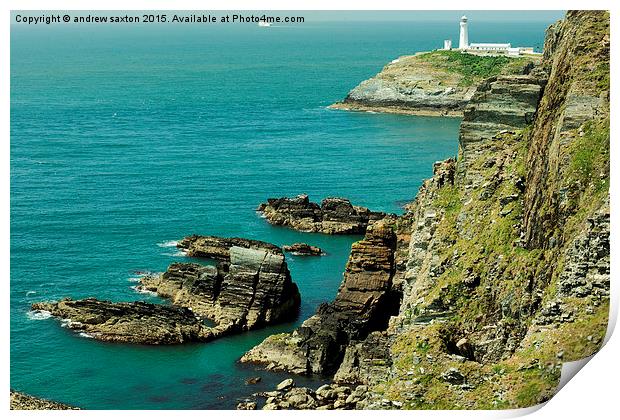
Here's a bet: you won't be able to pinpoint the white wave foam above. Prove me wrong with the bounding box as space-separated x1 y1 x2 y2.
26 290 37 296
162 250 187 257
157 240 178 248
79 332 94 338
131 285 157 296
26 310 52 320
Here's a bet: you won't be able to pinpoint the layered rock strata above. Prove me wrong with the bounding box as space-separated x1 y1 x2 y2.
30 298 213 344
139 243 301 331
240 219 399 375
242 11 610 410
330 51 539 116
257 194 390 234
177 235 281 260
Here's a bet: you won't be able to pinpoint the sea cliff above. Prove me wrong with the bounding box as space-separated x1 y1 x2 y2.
330 50 540 116
243 10 610 409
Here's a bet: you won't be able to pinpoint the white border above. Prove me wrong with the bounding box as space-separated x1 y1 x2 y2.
3 1 618 419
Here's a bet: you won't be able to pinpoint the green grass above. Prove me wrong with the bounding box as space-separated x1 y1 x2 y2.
419 51 530 86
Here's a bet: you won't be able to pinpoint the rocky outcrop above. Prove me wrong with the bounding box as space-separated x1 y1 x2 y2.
257 194 391 234
30 298 214 344
282 243 325 256
240 219 400 375
139 244 301 331
240 11 609 410
10 391 79 410
177 235 281 259
242 383 371 410
330 51 539 116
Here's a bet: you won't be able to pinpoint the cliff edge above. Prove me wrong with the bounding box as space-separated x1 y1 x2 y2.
243 11 610 410
330 50 539 116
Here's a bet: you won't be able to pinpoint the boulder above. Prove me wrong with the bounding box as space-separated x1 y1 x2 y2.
282 243 325 256
257 194 392 234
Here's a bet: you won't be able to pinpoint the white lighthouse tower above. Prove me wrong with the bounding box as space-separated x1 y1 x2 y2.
459 15 469 49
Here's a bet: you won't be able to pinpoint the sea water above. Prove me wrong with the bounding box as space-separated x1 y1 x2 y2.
10 15 555 409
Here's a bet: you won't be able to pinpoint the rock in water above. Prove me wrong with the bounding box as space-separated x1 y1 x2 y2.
139 238 301 331
10 391 79 410
30 298 213 344
256 194 392 234
282 243 325 256
177 235 281 259
240 220 399 375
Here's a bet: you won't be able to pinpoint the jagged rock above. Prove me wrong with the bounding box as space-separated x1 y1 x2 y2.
248 382 365 410
241 220 399 375
257 194 391 235
10 391 79 410
276 378 295 391
236 401 257 410
558 203 610 299
245 377 261 385
139 242 301 331
30 298 213 344
282 243 325 256
177 235 281 260
441 368 466 385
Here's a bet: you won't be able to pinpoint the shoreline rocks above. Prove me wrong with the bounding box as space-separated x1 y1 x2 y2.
10 391 79 410
240 219 400 375
282 243 325 256
139 243 301 331
30 298 214 344
177 235 281 260
257 194 391 235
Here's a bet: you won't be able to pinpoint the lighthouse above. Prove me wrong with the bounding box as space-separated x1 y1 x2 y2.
459 15 469 49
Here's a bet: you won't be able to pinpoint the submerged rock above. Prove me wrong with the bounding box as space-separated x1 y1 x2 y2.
30 298 213 344
241 220 400 375
10 391 79 410
282 243 325 256
257 194 391 235
139 240 301 331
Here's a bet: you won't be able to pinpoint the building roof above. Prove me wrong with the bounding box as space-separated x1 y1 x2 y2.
469 43 511 48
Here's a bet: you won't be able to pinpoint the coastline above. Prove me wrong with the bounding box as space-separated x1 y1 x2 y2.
328 101 464 118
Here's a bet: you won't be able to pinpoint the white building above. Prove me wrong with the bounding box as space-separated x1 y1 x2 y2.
442 15 537 57
468 42 511 52
459 15 469 49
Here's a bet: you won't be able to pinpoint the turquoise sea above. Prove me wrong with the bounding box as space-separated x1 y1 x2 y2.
10 14 558 409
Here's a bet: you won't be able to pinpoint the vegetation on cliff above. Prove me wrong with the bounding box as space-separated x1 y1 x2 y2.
247 11 610 411
417 50 533 86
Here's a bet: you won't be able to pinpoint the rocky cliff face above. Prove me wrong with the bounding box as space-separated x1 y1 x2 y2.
139 241 301 332
257 194 390 234
242 11 610 410
240 219 400 374
330 51 539 116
